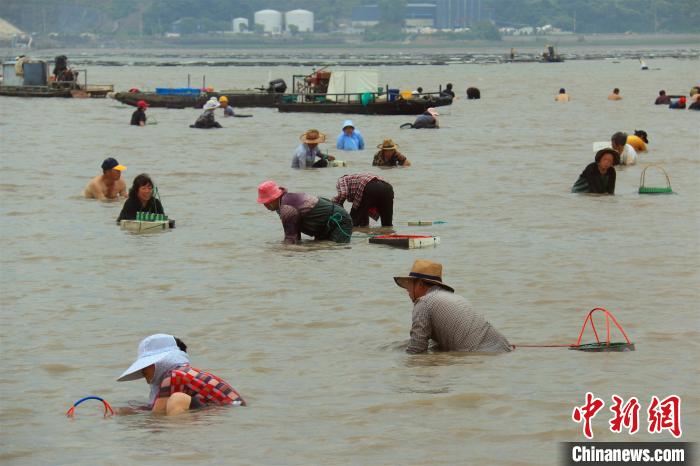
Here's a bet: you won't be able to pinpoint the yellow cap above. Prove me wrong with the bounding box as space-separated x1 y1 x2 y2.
219 96 228 103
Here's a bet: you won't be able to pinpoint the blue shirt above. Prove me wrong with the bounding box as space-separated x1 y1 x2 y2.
223 105 235 117
336 130 365 151
291 144 323 169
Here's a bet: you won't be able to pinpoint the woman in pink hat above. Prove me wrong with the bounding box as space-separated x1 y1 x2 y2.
257 180 352 244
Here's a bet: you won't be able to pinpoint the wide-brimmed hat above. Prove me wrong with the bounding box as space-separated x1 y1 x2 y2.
204 97 220 111
342 119 354 130
300 129 326 144
117 334 179 382
257 180 285 204
427 108 439 117
377 138 397 150
394 259 454 293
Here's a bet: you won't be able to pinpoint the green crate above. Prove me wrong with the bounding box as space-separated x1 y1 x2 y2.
639 165 673 195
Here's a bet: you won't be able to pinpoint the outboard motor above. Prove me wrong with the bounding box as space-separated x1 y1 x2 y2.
267 79 287 93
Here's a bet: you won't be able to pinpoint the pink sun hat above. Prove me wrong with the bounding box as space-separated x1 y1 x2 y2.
257 180 285 204
427 107 439 117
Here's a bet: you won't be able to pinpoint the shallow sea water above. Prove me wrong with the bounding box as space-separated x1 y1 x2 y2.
0 51 699 465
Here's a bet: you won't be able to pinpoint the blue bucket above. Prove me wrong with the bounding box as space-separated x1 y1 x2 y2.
388 89 399 102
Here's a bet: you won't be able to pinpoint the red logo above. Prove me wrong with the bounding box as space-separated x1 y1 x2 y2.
572 392 605 439
648 395 682 438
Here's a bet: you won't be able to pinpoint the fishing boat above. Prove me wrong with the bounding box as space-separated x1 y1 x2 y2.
111 79 287 109
277 69 452 115
0 56 113 98
541 45 564 63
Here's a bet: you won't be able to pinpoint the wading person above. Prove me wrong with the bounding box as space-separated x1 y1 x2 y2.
336 120 365 151
372 139 410 167
571 148 617 194
333 173 394 227
555 88 570 102
394 260 512 354
412 108 439 129
117 334 245 416
130 100 147 126
257 180 352 244
219 95 235 117
117 173 165 221
607 88 622 101
611 131 638 165
84 157 127 200
191 98 222 129
292 129 334 168
655 90 671 105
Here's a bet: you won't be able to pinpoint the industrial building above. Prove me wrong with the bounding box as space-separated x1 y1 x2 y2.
351 0 490 29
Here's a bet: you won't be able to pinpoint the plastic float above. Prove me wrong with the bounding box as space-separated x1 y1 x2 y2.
569 308 635 352
330 160 347 167
639 165 674 194
368 234 440 249
120 212 175 233
66 396 114 418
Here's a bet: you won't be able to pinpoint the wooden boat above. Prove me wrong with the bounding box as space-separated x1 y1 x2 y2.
112 89 283 109
0 58 113 98
541 45 564 63
368 234 440 249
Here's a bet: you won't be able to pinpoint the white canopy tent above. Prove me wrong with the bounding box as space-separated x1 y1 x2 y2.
325 69 379 102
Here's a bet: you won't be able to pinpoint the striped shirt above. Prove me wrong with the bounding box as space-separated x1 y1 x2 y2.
332 173 382 211
158 365 246 407
407 287 512 354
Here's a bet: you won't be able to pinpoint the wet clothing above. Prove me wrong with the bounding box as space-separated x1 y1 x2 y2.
626 135 647 152
117 197 165 222
440 88 455 98
618 144 638 165
277 191 352 244
333 173 393 227
157 365 246 409
655 95 671 105
222 105 235 117
336 130 365 151
191 110 222 129
689 100 700 111
292 144 327 169
372 150 408 167
571 162 616 194
407 287 512 354
412 113 438 129
130 108 146 126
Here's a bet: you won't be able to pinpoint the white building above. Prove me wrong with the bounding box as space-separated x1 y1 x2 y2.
232 17 249 33
254 9 282 34
285 9 314 33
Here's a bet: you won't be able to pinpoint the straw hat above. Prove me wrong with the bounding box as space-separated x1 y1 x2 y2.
204 97 220 111
394 259 454 293
117 334 179 382
300 129 326 144
257 180 285 204
376 139 397 150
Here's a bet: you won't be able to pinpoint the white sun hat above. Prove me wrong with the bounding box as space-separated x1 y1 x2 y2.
117 334 179 382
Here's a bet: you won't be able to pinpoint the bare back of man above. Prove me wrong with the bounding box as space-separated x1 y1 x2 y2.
84 174 127 200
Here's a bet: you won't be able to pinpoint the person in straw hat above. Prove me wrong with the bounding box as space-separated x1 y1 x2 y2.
292 129 335 168
411 107 439 129
190 97 222 129
117 334 246 415
257 180 352 244
372 139 410 167
394 260 511 354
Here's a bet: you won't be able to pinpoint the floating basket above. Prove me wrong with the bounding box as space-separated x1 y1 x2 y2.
639 165 673 194
569 308 635 352
368 234 440 249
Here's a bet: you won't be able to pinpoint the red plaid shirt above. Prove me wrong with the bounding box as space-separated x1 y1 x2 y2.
333 173 382 211
158 365 246 407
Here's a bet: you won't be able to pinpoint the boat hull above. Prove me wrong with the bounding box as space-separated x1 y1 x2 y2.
112 91 282 109
278 97 452 115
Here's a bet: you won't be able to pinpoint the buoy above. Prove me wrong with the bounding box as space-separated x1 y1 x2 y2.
330 160 347 167
368 234 440 249
66 396 114 418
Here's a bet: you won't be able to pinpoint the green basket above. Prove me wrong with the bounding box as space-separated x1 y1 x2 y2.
570 342 635 352
639 165 673 194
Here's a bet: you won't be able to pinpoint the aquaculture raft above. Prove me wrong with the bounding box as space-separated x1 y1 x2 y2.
639 165 674 194
368 234 440 249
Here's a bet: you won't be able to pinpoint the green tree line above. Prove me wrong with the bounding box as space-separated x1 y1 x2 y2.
1 0 697 36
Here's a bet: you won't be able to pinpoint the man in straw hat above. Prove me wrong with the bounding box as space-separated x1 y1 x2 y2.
373 139 410 167
394 260 511 354
333 173 394 227
257 180 352 244
411 108 439 129
190 97 222 129
292 129 335 168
